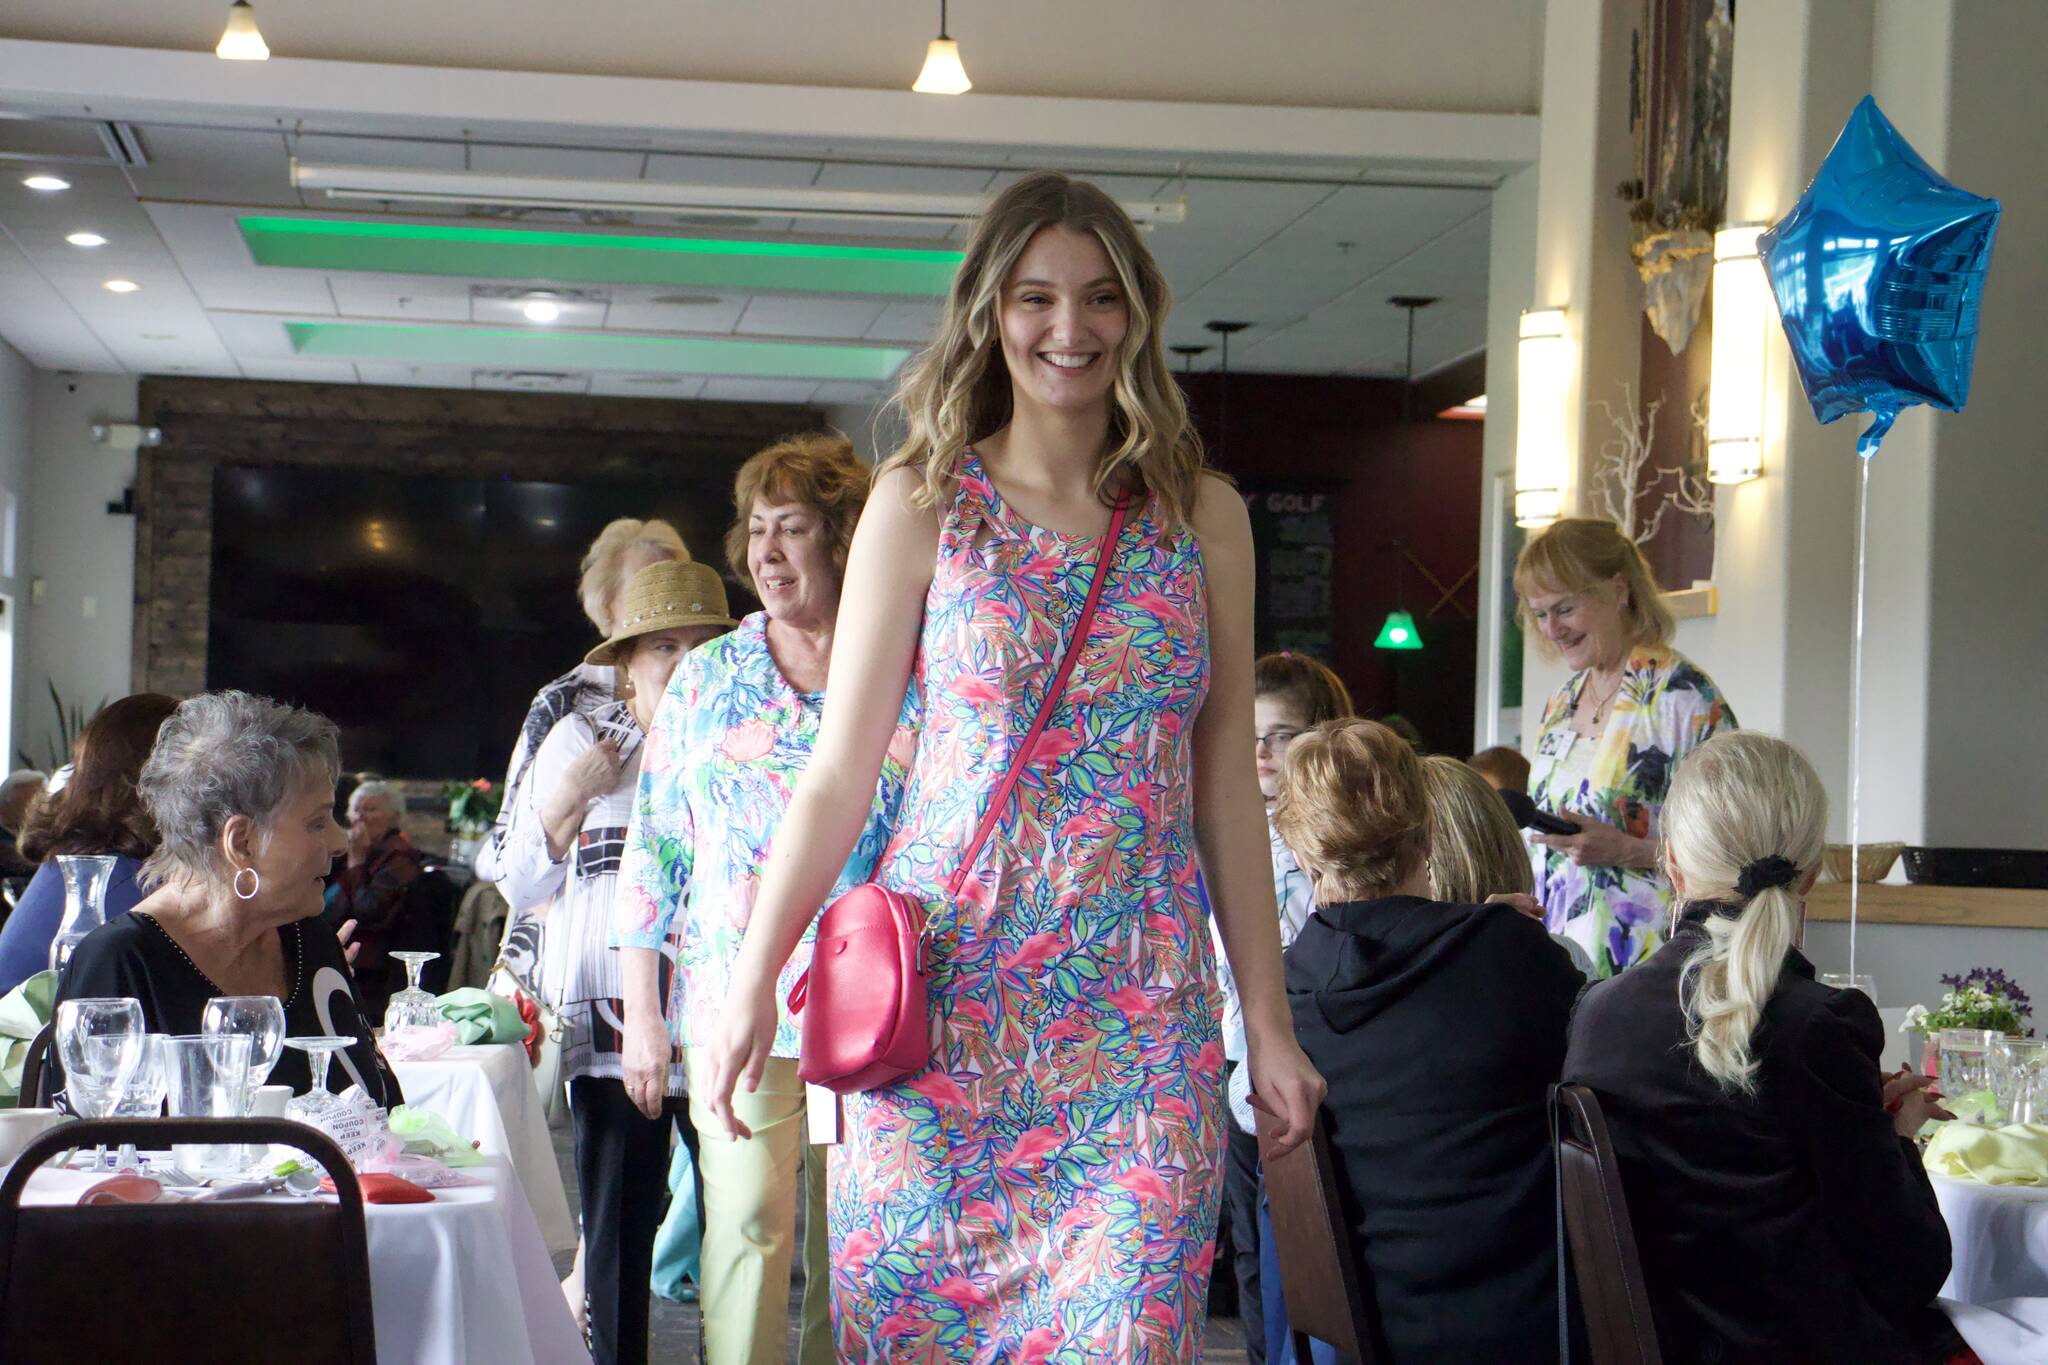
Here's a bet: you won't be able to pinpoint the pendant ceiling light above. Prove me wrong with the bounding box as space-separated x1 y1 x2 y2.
1375 296 1437 652
216 0 270 60
912 0 972 95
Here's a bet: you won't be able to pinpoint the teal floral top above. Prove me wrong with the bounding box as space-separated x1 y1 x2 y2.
1529 643 1735 978
612 612 919 1058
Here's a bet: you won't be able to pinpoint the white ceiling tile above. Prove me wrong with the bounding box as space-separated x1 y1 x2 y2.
126 127 298 208
603 291 749 334
351 363 474 389
236 358 363 382
698 377 823 404
587 373 707 398
641 154 821 188
812 163 996 194
327 277 472 322
466 144 648 179
863 300 943 344
808 380 886 405
291 135 469 171
472 369 592 394
733 296 885 340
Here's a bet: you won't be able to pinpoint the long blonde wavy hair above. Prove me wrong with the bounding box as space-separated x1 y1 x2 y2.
876 171 1207 525
1666 731 1828 1094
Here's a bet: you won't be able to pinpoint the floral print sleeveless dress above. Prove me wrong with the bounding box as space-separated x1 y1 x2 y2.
828 453 1226 1364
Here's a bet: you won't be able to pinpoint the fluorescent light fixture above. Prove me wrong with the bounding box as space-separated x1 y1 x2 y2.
66 231 108 248
522 295 563 324
1514 308 1569 528
102 279 141 293
216 1 270 60
913 0 972 94
22 175 69 192
1707 224 1768 485
289 162 1187 228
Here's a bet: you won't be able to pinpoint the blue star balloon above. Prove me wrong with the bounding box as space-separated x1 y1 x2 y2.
1758 95 2000 458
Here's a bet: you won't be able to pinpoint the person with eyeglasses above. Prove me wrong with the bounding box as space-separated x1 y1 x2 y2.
1514 519 1736 978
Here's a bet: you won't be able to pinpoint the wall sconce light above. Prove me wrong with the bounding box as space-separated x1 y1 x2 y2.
1707 224 1769 484
1514 307 1569 527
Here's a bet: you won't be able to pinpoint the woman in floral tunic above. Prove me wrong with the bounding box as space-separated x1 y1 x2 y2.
699 172 1325 1363
1516 518 1737 977
614 435 917 1365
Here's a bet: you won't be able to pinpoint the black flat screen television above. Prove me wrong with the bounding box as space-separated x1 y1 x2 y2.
208 461 753 779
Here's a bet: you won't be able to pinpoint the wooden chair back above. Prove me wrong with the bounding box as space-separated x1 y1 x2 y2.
1256 1104 1387 1364
1552 1083 1663 1365
0 1116 378 1365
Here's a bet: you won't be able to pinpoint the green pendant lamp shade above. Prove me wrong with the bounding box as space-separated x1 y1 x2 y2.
1374 609 1423 651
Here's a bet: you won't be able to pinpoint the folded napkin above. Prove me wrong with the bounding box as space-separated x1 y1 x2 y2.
380 1021 457 1062
1925 1121 2048 1184
388 1104 484 1167
0 970 56 1108
433 988 528 1046
320 1171 435 1204
79 1172 163 1205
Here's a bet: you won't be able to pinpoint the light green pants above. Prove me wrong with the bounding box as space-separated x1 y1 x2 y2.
683 1050 832 1365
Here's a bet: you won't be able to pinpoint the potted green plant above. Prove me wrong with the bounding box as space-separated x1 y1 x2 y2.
1902 967 2033 1078
441 778 502 865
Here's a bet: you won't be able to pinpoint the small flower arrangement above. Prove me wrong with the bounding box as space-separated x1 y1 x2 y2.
441 777 501 836
1900 967 2034 1038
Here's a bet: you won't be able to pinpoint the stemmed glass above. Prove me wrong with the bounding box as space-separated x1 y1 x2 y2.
384 952 443 1035
49 855 118 974
112 1033 170 1171
284 1036 357 1125
1819 973 1877 1006
54 997 144 1169
201 997 285 1168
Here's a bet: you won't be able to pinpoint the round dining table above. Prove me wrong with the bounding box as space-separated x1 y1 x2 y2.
1934 1174 2048 1365
18 1154 589 1365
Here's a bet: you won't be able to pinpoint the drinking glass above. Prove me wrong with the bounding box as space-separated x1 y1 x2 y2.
1818 973 1877 1006
113 1033 170 1171
48 855 118 975
384 951 443 1035
1994 1037 2048 1125
284 1036 357 1125
163 1033 253 1178
201 995 287 1093
53 997 144 1170
1936 1028 2000 1122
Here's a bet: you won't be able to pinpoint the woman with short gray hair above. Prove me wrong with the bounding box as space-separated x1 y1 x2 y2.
53 691 400 1105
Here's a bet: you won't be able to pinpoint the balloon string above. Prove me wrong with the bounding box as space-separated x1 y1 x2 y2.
1848 455 1872 978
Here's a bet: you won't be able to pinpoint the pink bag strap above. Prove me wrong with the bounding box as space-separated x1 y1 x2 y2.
944 488 1131 898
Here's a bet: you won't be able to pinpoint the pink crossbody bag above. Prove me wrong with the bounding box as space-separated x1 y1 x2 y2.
789 490 1131 1094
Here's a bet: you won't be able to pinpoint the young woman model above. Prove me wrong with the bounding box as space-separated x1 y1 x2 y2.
699 171 1325 1360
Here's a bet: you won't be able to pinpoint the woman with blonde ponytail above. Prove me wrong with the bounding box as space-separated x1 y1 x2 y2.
1564 732 1971 1365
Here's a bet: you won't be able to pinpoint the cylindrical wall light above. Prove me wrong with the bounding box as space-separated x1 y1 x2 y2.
1707 224 1769 484
1514 307 1569 527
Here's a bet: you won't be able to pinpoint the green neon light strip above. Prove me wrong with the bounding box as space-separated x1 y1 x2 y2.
287 321 911 382
241 217 960 297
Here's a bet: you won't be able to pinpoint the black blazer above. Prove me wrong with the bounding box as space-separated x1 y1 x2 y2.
1562 907 1952 1365
1286 895 1585 1364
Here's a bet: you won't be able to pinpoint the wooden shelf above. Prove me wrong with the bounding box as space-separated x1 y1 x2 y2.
1663 584 1718 620
1808 881 2048 930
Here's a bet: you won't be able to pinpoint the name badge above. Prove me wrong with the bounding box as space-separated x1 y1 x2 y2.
806 1083 842 1146
1538 728 1573 758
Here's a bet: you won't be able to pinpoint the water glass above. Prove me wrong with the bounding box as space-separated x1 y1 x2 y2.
1994 1037 2048 1125
1935 1028 2000 1121
200 994 287 1094
163 1033 253 1177
49 855 118 975
1819 973 1877 1007
112 1033 170 1171
284 1035 357 1126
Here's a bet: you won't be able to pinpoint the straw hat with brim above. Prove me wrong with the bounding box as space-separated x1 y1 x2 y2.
584 560 738 665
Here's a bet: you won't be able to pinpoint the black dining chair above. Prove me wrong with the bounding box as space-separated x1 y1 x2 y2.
1552 1083 1664 1365
0 1117 378 1365
16 1020 53 1109
1256 1104 1388 1364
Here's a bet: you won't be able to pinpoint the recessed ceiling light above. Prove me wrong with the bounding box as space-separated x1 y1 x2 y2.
522 294 562 324
22 175 70 193
66 231 108 248
103 279 141 293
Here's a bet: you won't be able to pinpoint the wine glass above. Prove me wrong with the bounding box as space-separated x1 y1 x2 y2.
284 1036 357 1125
49 855 118 975
1994 1037 2048 1125
201 995 287 1093
54 997 144 1169
1819 972 1877 1006
384 951 443 1036
113 1033 170 1171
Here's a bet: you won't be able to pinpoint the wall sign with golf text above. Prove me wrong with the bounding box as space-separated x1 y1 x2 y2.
1242 485 1336 659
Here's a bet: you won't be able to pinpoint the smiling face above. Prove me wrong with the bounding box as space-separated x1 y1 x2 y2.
250 776 349 921
997 224 1130 421
747 497 840 630
1524 574 1631 674
1254 695 1310 804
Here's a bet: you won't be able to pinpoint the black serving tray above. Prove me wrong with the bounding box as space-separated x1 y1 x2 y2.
1902 847 2048 890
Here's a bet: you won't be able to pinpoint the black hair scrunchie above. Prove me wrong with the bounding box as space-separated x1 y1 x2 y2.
1736 854 1800 899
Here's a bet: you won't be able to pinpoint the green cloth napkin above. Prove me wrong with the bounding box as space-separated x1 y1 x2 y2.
1925 1120 2048 1184
0 970 57 1108
388 1104 485 1167
433 988 527 1046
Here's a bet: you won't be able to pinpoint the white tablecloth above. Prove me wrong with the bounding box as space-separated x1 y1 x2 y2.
392 1044 575 1255
18 1157 589 1365
1934 1173 2048 1365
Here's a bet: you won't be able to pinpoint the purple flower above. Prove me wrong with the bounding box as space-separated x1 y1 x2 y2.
1608 923 1636 972
1940 966 2033 1017
1610 894 1663 929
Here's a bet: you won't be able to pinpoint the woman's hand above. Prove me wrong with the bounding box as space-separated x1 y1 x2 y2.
1486 892 1548 921
336 918 361 970
556 739 623 812
1244 1025 1327 1159
620 1000 672 1121
703 976 779 1140
1535 812 1656 870
1884 1068 1954 1137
